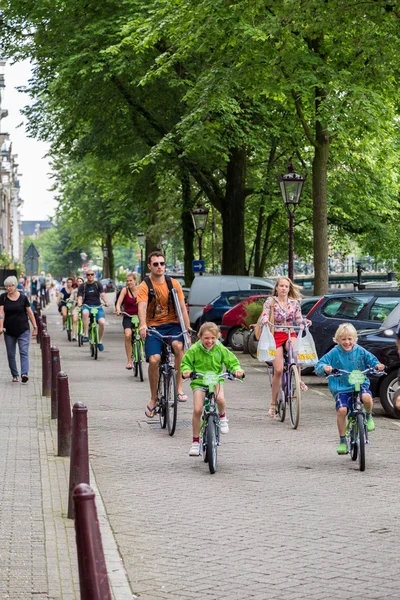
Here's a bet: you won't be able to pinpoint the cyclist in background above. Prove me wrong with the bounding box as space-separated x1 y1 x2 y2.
77 271 109 350
137 251 190 418
69 276 84 341
115 272 139 369
57 277 74 330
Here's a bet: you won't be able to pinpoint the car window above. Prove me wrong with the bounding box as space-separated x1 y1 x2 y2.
322 296 372 319
226 294 241 306
369 297 400 322
250 283 272 290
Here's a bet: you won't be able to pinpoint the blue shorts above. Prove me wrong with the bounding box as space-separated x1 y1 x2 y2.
82 305 105 322
335 385 372 412
145 323 183 361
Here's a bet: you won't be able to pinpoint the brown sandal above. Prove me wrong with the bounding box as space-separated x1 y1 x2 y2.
267 403 277 419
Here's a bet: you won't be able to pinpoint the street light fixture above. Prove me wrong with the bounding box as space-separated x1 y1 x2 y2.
191 207 209 276
136 232 146 282
278 163 306 282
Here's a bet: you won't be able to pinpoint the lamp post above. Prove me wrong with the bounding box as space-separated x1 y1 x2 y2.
190 207 209 276
136 232 146 282
278 163 306 282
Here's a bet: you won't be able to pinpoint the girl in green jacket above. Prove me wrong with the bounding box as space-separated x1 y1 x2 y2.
181 322 244 456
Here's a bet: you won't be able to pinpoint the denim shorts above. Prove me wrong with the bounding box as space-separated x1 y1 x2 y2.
335 384 371 412
82 305 105 321
145 322 183 361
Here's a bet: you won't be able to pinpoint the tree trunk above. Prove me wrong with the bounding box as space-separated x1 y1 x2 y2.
102 233 114 279
181 172 195 287
221 146 246 274
312 119 330 295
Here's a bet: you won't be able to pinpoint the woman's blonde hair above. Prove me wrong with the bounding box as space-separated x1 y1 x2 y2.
334 322 358 344
126 272 138 283
272 277 302 301
198 321 219 339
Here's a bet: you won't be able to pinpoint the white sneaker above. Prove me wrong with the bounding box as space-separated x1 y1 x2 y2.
220 416 229 434
189 441 200 456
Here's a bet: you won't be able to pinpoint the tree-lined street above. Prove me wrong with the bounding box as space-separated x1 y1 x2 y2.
40 301 400 599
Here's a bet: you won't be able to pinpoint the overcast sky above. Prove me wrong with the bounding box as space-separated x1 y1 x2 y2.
3 59 57 221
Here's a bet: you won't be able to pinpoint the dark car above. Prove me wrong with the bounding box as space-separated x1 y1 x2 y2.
100 278 116 293
308 291 400 359
356 303 400 417
199 289 271 330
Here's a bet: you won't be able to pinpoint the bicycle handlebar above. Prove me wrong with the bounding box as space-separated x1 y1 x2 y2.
119 311 138 318
184 371 245 382
264 321 308 331
147 326 188 340
328 367 386 378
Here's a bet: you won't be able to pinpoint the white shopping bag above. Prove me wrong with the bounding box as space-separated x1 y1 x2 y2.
257 325 276 362
294 328 318 366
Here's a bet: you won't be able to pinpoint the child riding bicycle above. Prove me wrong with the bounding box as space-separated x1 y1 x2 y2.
181 322 244 457
314 323 384 455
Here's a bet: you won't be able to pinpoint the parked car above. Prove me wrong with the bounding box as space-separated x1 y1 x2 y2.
186 275 274 330
220 294 320 351
199 289 270 329
307 291 400 359
100 278 116 293
356 303 400 418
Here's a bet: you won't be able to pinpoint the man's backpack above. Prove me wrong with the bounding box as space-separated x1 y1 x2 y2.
144 275 174 318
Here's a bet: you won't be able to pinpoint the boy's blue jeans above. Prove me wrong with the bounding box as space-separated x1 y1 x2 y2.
4 330 31 378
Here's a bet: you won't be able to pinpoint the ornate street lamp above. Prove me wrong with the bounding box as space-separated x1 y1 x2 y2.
278 163 306 282
191 207 209 276
136 232 146 282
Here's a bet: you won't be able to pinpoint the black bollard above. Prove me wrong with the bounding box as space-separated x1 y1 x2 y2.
51 346 61 419
68 402 90 519
37 316 43 345
57 372 72 456
73 483 112 600
41 332 51 397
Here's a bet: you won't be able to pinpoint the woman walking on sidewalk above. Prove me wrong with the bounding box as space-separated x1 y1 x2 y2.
0 276 38 383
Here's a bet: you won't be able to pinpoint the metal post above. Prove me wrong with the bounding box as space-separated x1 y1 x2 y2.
140 249 145 283
288 211 294 282
51 346 61 419
57 372 72 457
198 235 203 277
68 402 90 520
37 316 42 345
41 332 51 397
73 483 112 600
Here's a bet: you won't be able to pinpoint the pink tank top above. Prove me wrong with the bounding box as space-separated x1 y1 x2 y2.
123 288 138 316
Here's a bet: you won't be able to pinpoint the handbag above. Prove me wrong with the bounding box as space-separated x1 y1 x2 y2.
294 328 318 366
257 324 277 362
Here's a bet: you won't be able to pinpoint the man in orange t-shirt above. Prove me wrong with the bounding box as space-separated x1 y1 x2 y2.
137 251 191 418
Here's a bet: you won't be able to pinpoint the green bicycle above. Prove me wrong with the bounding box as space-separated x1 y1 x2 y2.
86 306 100 360
65 301 73 342
121 312 144 381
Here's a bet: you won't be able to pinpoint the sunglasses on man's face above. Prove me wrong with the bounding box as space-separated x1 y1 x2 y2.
87 273 95 276
151 261 165 267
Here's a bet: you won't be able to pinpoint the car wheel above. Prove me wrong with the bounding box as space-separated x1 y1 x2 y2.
228 327 245 351
379 370 400 418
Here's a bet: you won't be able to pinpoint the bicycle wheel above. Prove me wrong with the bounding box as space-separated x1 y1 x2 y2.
165 369 178 436
135 340 144 382
289 365 301 429
159 373 167 429
357 413 366 472
277 389 286 422
207 415 218 474
248 329 258 359
93 327 99 360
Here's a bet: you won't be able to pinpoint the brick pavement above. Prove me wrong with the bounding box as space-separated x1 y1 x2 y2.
12 300 400 600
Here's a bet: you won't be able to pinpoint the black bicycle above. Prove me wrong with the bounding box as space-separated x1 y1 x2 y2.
328 367 385 472
148 327 187 436
186 371 243 474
